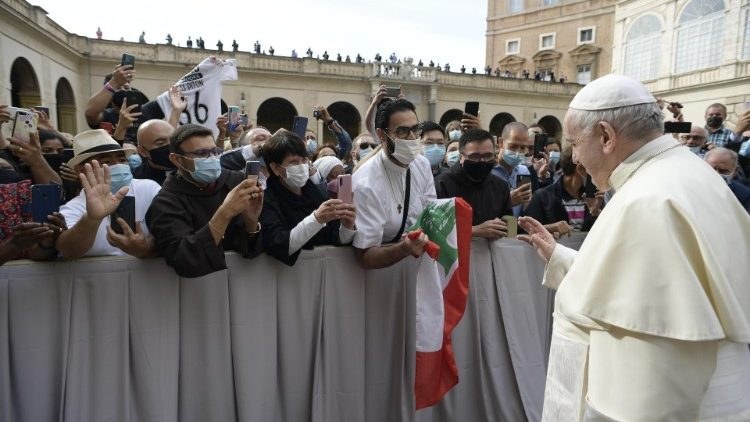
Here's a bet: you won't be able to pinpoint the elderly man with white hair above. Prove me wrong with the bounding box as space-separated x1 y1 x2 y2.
519 74 750 421
678 124 709 158
705 147 750 212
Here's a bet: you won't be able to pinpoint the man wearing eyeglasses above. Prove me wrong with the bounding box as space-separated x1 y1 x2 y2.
435 129 512 239
678 125 709 158
146 124 264 277
352 99 435 269
492 122 534 217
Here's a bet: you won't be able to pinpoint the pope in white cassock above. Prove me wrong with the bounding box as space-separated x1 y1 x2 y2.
519 74 750 421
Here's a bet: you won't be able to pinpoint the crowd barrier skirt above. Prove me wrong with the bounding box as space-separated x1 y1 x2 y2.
0 234 586 421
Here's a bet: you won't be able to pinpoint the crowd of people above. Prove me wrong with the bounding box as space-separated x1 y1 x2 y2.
2 63 750 418
0 65 748 276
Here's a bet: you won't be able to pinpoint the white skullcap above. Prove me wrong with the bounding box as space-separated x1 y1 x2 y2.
313 156 344 179
569 74 656 111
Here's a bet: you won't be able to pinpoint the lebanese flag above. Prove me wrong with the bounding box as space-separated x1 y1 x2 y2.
410 198 472 409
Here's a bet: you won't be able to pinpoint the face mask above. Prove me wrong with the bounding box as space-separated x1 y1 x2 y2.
326 178 339 195
109 164 133 193
149 145 175 169
739 138 750 157
358 147 373 160
424 144 446 167
548 151 560 164
189 156 222 184
502 150 525 167
284 162 309 188
445 150 460 166
0 168 22 184
706 116 723 128
43 154 64 172
306 139 318 156
462 160 495 182
391 138 423 165
127 154 143 170
688 146 703 155
448 130 462 141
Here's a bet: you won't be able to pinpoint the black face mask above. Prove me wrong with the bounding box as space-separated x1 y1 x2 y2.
43 154 64 172
148 145 176 169
706 116 724 128
462 160 495 182
0 168 22 184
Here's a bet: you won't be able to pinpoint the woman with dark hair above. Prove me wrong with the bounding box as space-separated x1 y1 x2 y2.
260 130 356 266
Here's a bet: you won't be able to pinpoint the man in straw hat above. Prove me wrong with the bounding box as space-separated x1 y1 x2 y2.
56 129 161 258
519 74 750 420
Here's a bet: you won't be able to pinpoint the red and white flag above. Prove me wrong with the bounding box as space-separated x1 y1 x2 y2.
410 198 472 409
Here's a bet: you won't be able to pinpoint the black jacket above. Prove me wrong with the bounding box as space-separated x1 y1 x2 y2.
434 163 512 225
523 176 597 231
146 169 262 277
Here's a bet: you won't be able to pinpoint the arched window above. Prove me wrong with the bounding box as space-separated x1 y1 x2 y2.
623 15 662 81
674 0 725 73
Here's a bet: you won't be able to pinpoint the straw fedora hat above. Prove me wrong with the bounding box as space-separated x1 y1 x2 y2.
67 129 125 167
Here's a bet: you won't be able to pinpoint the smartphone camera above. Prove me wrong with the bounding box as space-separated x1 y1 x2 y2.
313 110 320 119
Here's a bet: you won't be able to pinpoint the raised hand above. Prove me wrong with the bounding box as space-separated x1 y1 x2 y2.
79 160 129 220
518 216 556 262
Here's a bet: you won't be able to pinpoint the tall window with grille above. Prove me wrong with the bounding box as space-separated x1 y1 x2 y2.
576 64 592 85
674 0 725 74
624 15 662 81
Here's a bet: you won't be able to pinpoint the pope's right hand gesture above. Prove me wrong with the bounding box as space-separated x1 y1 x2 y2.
79 160 129 220
518 216 556 262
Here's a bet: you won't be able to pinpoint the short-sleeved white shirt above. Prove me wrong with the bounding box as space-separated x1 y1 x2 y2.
60 178 162 257
352 150 436 249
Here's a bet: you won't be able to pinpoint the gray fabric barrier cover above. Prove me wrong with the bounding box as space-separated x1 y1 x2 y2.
0 235 585 422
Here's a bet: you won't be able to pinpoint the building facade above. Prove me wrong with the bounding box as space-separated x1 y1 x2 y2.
486 0 617 84
612 0 750 128
1 0 580 144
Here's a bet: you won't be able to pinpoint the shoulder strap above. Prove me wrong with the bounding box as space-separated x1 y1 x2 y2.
390 168 411 243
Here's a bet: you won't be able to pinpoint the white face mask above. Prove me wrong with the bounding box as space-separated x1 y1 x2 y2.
391 138 424 165
283 162 309 188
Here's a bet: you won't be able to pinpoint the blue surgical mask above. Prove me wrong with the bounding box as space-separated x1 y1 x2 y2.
688 146 702 155
306 139 318 156
127 153 143 170
502 150 525 167
448 130 462 141
445 150 460 166
109 164 133 194
424 144 446 167
549 151 560 164
358 147 373 160
190 156 222 184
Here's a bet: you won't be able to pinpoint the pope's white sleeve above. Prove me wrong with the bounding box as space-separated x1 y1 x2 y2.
586 327 717 421
542 244 577 290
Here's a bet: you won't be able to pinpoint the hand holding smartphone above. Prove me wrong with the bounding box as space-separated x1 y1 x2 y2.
292 116 308 139
11 110 39 143
464 101 480 117
245 160 261 185
111 196 136 235
533 133 548 159
385 86 401 98
31 184 61 223
121 53 135 68
337 174 352 204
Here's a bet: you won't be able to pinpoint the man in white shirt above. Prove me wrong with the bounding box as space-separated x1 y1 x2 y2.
519 74 750 421
352 99 435 269
56 129 161 258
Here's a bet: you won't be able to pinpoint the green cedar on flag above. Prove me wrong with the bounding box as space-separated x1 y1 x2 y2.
409 197 472 409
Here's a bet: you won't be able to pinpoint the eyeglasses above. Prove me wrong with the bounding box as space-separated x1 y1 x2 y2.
359 142 376 149
679 135 705 141
386 124 421 140
182 147 224 159
462 153 496 163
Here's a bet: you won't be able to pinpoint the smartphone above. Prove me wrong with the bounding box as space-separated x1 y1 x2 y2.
534 133 548 159
121 53 135 68
385 86 401 98
34 106 50 116
31 184 61 223
292 116 308 139
584 175 597 198
337 174 352 204
516 174 532 187
11 110 39 143
664 121 691 134
501 215 517 239
61 148 75 164
125 90 141 110
464 101 480 117
227 106 241 132
111 196 136 235
245 160 261 185
240 113 249 126
0 106 24 146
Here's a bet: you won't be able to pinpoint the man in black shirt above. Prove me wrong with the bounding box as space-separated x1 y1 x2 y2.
133 119 176 185
435 129 512 239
